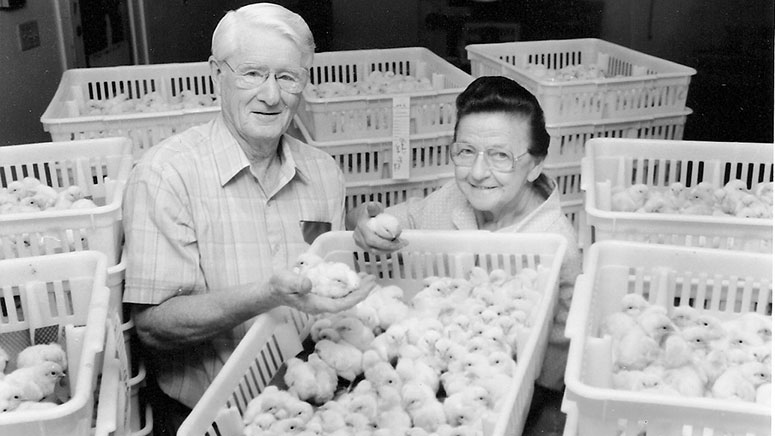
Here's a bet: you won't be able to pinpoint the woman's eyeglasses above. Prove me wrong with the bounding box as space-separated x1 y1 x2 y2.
220 60 308 94
450 142 530 172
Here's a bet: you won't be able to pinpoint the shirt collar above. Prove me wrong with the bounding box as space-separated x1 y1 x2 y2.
211 115 311 187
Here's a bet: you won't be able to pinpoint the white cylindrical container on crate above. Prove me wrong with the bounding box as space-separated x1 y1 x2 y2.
581 138 773 252
563 241 772 436
0 137 133 265
178 230 568 436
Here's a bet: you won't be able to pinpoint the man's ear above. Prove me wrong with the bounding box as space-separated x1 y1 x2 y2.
209 56 222 95
527 158 544 182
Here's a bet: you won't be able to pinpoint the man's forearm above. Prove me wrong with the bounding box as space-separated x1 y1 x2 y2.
131 281 280 350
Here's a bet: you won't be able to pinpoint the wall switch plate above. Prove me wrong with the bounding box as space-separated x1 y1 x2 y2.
18 20 40 51
0 0 26 9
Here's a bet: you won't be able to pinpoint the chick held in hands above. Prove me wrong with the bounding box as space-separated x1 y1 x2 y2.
294 253 361 299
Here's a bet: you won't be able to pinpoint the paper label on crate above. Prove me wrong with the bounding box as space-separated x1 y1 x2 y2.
392 95 411 179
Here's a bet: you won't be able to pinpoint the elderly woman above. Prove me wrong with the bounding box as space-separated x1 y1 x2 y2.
350 76 582 398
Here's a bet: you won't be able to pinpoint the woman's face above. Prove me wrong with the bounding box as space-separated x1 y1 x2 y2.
212 28 304 152
453 112 542 218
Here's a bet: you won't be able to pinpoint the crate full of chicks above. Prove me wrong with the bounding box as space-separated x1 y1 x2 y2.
563 241 772 436
41 62 221 161
297 47 473 142
0 251 117 435
582 138 773 252
0 138 133 264
178 230 568 436
465 38 696 124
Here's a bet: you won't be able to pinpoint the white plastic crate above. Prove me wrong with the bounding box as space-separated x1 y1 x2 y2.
295 115 455 182
466 38 696 124
344 174 454 212
581 138 774 252
0 138 133 265
41 62 219 161
0 251 111 435
562 241 772 436
94 312 150 436
297 47 473 141
546 162 584 203
544 109 690 166
178 230 567 436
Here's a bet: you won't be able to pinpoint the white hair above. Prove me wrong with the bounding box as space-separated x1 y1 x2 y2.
211 2 315 67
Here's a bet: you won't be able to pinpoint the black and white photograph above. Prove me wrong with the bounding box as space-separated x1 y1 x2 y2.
0 1 772 436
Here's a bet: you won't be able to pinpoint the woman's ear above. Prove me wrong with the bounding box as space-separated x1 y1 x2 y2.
527 158 544 182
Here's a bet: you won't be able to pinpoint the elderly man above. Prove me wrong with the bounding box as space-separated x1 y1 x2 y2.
122 3 373 432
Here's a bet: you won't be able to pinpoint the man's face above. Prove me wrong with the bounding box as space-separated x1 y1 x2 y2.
213 28 305 152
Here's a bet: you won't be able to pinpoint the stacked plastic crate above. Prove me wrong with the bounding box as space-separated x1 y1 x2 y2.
466 38 696 240
0 138 150 435
293 47 474 211
40 62 220 162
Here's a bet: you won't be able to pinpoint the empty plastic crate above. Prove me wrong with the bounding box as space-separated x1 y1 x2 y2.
563 241 772 436
0 138 133 265
297 47 473 141
178 230 567 436
0 251 111 435
466 38 696 124
581 138 773 252
41 62 219 161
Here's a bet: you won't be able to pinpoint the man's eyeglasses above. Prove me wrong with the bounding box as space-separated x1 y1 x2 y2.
449 142 530 172
220 60 308 94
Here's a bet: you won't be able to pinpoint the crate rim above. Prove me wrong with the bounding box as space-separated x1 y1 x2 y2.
545 108 692 129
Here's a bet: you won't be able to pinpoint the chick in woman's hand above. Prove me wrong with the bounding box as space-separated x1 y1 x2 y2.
367 213 403 241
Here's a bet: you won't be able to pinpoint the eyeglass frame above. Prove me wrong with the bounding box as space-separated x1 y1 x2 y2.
449 142 532 172
219 60 309 94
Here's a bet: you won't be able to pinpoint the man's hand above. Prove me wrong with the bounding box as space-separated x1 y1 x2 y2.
269 270 377 314
351 201 407 255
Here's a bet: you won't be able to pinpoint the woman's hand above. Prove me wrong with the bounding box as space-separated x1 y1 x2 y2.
350 201 408 255
270 270 377 314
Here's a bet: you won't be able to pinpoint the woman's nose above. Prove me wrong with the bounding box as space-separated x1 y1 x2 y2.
469 152 490 180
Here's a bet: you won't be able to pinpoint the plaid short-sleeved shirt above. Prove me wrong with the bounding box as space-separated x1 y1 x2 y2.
122 115 345 408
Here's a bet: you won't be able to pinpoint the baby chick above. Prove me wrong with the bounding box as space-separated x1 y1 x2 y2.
3 361 65 402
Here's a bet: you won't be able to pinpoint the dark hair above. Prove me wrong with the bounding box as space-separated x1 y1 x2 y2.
454 76 550 158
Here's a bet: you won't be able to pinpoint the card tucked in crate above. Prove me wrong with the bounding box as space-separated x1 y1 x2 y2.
563 241 772 436
178 230 568 436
